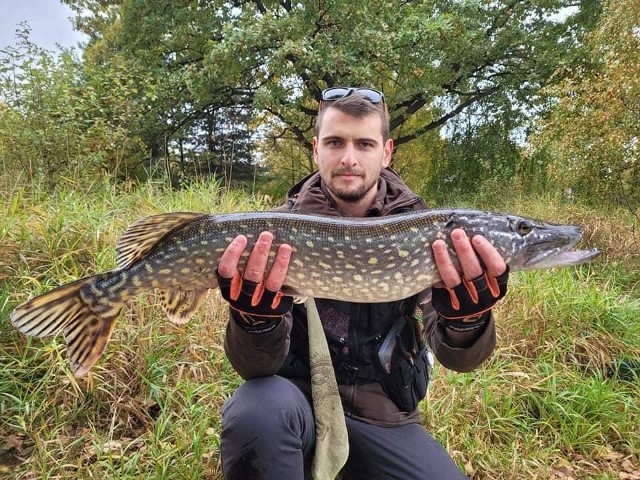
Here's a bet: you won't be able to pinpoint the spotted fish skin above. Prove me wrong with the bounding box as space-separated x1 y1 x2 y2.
9 209 599 376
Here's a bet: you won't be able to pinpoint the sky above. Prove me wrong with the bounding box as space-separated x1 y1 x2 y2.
0 0 87 52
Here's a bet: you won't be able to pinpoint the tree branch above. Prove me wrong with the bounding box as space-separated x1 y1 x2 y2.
263 105 313 151
393 86 500 146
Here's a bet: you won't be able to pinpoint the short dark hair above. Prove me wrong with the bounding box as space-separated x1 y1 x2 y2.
316 93 390 142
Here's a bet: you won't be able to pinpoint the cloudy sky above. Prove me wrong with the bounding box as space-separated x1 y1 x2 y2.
0 0 87 51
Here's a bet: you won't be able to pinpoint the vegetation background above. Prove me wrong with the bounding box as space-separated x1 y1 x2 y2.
0 0 638 478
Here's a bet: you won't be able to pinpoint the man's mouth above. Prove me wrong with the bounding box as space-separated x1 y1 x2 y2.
333 171 362 179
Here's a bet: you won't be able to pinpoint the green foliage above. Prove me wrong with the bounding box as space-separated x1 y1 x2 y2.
256 136 316 200
0 3 637 475
0 28 146 188
533 0 640 208
66 0 262 187
59 0 599 187
420 110 522 203
0 34 83 185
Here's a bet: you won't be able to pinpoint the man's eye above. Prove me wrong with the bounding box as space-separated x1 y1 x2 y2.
360 142 372 148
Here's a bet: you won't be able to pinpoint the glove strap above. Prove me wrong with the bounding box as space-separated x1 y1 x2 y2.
440 312 489 332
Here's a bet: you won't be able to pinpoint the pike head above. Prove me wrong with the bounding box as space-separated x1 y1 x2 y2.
443 210 600 271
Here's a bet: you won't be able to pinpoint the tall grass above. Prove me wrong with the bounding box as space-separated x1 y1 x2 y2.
1 178 639 479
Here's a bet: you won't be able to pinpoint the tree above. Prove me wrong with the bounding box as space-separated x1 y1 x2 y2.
0 27 144 187
423 103 522 202
533 0 639 208
64 0 600 186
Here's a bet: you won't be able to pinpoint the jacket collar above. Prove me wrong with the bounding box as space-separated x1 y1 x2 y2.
285 168 424 216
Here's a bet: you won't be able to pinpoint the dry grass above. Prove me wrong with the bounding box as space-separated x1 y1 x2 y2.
1 179 639 479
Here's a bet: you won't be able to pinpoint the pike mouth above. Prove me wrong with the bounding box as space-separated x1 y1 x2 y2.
524 247 600 269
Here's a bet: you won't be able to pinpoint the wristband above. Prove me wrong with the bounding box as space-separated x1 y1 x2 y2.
231 308 283 333
440 312 489 332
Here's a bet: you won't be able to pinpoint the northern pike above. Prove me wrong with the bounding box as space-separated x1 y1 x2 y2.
10 209 599 376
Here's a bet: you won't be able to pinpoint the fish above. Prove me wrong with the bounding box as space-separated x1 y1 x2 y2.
9 209 599 376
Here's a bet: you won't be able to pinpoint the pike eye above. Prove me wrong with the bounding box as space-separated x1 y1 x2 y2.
516 220 533 236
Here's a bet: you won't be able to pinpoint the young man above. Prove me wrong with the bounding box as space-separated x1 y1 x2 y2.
216 87 509 479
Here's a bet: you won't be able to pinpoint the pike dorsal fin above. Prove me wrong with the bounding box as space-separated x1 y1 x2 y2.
116 212 206 269
421 211 453 224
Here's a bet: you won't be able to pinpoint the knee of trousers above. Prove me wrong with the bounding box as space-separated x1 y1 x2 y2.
222 376 312 435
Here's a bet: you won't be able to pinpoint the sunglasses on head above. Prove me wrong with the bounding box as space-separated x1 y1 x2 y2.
321 87 385 104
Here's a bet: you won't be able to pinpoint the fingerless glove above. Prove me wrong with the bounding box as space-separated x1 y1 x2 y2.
432 267 509 329
216 269 293 331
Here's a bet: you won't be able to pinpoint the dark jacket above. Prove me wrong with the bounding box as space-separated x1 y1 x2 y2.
223 168 497 426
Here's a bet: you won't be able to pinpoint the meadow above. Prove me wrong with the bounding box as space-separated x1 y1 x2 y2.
1 177 639 479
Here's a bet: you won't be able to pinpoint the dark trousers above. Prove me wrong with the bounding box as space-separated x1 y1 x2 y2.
221 376 469 480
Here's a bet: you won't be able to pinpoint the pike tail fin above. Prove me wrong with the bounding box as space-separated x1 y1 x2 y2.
10 273 125 376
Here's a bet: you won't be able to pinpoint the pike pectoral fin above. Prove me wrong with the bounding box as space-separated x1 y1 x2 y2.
281 284 307 304
159 289 210 324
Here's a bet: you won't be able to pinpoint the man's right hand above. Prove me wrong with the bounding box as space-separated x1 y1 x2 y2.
216 231 294 324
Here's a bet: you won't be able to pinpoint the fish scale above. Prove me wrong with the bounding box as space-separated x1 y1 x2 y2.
10 208 599 376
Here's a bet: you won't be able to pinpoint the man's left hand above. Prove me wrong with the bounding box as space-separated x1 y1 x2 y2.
431 229 509 321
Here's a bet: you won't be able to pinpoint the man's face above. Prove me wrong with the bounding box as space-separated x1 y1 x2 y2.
313 107 392 206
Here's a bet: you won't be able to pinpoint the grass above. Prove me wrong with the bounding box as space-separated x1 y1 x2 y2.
1 176 639 479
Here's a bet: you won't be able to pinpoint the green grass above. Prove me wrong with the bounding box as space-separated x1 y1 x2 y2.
1 177 639 479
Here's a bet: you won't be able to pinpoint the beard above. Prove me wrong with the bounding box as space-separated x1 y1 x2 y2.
326 169 379 203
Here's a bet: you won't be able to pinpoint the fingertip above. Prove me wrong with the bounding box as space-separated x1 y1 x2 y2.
278 243 293 258
451 229 466 241
432 238 446 251
259 231 274 241
471 235 484 247
233 234 248 246
472 234 498 254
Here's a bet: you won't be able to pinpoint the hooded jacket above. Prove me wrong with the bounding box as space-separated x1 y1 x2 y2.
223 168 497 426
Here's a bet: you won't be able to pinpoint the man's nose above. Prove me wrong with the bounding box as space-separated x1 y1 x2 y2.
341 143 357 166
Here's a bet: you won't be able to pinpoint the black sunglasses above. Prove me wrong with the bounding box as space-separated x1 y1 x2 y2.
321 87 385 104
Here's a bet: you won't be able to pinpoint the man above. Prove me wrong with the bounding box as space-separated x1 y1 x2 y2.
216 87 509 479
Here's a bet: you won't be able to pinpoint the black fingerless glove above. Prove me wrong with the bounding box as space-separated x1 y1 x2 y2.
433 267 509 332
216 269 293 332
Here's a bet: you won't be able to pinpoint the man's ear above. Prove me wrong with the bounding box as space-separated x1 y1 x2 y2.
382 139 393 167
312 137 319 165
